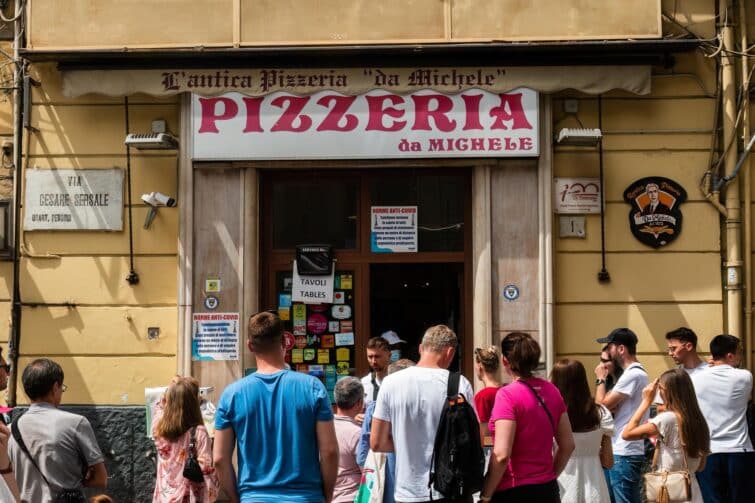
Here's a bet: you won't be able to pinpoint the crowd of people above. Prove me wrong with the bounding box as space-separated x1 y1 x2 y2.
0 313 752 503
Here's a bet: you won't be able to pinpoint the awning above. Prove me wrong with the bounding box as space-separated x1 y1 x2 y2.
62 65 651 98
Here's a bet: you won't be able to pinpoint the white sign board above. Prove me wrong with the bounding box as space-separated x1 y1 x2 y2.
553 178 602 214
192 88 539 160
371 206 418 253
192 312 240 361
24 168 123 230
292 260 335 304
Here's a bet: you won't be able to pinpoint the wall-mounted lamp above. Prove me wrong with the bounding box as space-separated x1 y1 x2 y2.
124 133 179 150
556 128 603 147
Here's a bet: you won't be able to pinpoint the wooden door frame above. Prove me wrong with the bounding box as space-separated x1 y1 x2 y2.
258 164 473 377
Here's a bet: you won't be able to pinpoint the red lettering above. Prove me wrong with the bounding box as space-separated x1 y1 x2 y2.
428 138 445 151
461 94 484 131
198 97 238 133
470 138 485 151
270 96 313 132
488 138 502 151
455 138 469 151
520 137 534 150
316 95 359 132
242 97 264 132
411 94 456 132
489 93 534 130
504 138 517 150
365 94 406 132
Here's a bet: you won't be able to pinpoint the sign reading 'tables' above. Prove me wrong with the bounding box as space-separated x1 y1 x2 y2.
623 177 687 248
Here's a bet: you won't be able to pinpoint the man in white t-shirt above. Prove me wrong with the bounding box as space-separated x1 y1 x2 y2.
692 334 754 503
665 327 708 376
595 328 648 503
371 325 476 503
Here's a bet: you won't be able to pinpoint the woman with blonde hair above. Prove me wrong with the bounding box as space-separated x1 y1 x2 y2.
550 359 613 502
152 376 219 502
622 369 709 503
474 346 503 447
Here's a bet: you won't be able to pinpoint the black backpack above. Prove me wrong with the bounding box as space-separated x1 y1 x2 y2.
428 372 485 501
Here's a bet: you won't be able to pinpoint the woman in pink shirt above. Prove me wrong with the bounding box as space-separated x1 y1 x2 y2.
152 376 219 503
479 332 575 503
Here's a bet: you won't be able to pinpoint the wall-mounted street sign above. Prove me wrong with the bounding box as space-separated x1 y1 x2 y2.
623 177 687 248
24 168 123 230
554 178 601 214
192 88 539 160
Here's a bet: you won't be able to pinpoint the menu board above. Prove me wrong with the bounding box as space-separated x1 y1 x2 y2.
277 270 356 402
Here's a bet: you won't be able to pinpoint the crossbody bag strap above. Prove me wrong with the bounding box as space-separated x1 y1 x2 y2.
446 371 461 399
11 418 51 487
371 372 380 401
518 379 556 435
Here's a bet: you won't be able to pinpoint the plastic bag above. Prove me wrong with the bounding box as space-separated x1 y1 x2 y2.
354 450 386 503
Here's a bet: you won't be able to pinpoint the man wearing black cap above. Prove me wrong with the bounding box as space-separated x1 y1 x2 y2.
594 328 649 503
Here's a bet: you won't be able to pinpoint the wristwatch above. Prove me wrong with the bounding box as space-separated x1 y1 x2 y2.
595 378 606 386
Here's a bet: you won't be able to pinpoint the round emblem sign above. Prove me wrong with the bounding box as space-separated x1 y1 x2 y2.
204 295 219 310
502 284 520 302
283 331 295 351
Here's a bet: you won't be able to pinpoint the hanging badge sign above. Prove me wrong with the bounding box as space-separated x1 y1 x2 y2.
623 177 687 248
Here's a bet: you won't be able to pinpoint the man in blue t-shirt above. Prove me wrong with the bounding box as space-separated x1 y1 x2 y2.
213 311 339 502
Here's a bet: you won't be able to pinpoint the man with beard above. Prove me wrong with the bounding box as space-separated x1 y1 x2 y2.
665 327 707 376
361 336 391 406
594 328 648 503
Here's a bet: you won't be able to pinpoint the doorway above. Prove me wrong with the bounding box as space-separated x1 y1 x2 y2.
370 263 463 371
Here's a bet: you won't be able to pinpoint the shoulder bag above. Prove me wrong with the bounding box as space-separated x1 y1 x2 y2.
643 433 691 503
10 418 88 503
183 426 205 483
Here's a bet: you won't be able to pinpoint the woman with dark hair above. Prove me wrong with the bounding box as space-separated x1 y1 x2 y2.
479 332 575 503
551 359 613 502
622 369 709 503
474 346 503 447
153 376 219 502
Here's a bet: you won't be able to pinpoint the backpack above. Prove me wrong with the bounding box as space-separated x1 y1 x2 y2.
428 372 485 501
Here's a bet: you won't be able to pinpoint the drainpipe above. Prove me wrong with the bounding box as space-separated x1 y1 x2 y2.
7 0 24 407
720 0 742 339
739 0 752 373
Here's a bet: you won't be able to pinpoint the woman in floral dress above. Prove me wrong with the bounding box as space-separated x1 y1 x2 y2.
152 376 219 503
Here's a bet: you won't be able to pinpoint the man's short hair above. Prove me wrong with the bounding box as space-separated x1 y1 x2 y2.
248 311 284 354
387 358 415 374
22 358 64 400
420 325 458 353
334 376 363 410
710 334 741 359
665 327 698 348
646 182 659 191
366 336 390 352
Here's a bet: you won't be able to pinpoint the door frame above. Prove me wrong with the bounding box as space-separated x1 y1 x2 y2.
258 165 473 377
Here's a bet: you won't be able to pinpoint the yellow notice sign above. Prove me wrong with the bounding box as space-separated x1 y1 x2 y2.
317 349 330 364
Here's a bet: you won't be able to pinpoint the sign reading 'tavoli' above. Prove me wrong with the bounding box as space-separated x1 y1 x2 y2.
192 89 539 160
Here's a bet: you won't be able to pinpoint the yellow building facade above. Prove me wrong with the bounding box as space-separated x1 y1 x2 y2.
0 0 753 499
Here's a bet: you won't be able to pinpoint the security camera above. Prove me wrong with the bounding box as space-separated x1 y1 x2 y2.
141 192 176 229
1 140 12 157
141 192 176 208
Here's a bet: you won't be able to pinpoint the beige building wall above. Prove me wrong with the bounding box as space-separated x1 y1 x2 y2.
552 48 725 381
11 63 181 404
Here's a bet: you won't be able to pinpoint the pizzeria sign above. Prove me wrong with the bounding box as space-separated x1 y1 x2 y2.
192 88 538 160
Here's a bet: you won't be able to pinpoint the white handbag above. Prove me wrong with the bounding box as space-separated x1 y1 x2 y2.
643 437 692 503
